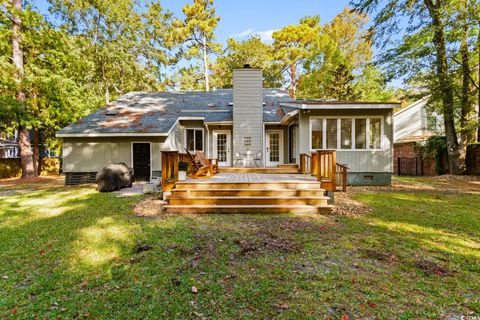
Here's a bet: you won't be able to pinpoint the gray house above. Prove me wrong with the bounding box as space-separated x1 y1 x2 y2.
57 67 399 185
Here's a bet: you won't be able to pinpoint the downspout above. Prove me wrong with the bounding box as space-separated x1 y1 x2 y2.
205 124 210 157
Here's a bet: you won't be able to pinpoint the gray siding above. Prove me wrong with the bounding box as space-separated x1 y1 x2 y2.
233 69 263 159
394 98 443 143
62 137 166 173
298 109 394 173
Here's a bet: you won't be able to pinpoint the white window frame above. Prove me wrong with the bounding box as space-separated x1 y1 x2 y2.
309 116 384 152
184 128 204 152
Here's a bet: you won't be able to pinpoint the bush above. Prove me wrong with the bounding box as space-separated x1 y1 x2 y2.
178 161 189 172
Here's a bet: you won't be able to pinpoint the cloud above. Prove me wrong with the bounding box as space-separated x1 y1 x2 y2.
231 28 277 43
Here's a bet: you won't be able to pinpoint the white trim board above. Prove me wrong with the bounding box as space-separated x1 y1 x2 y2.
57 132 168 138
281 103 398 110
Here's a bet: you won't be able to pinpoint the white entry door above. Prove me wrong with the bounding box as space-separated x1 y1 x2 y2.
266 130 283 167
213 130 231 167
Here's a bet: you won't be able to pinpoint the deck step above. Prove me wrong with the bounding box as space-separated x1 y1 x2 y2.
175 181 321 190
277 164 298 169
168 196 329 206
163 205 334 214
171 188 326 197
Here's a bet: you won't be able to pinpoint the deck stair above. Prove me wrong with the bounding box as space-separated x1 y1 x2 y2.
164 180 333 214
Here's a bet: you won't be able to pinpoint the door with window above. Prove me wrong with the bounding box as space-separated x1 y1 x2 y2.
266 130 283 167
213 130 231 167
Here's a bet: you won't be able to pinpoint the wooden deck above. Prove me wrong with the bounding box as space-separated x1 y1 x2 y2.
184 172 317 183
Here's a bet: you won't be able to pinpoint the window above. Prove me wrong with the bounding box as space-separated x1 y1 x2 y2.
369 118 381 149
186 129 203 151
311 119 323 149
427 116 437 131
243 136 251 148
341 119 352 149
355 119 366 149
310 117 382 151
326 119 337 149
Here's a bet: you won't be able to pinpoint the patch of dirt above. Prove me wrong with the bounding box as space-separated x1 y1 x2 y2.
333 192 372 216
415 259 452 276
234 231 301 256
361 249 399 263
132 197 165 217
0 175 64 187
132 242 153 254
347 175 480 194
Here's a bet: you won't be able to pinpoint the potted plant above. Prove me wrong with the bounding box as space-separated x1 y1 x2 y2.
178 161 188 181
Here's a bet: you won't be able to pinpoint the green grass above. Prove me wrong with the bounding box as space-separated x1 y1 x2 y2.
0 183 479 319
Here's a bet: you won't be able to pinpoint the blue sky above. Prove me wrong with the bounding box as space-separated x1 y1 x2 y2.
34 0 404 87
35 0 352 43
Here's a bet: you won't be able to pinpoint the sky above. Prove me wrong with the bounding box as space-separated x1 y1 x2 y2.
35 0 352 43
34 0 404 87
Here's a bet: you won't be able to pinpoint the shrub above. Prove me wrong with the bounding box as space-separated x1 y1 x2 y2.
178 161 189 172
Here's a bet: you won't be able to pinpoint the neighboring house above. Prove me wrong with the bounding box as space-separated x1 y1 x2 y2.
0 131 19 158
57 67 399 185
0 130 57 159
394 96 444 144
393 97 444 174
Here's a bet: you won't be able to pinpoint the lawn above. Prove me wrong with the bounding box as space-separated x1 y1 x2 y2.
0 178 479 319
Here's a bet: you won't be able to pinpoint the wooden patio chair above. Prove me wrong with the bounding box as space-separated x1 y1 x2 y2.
195 150 219 175
184 149 211 178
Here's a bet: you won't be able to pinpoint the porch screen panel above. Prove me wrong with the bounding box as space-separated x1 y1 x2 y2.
311 119 323 149
216 133 227 162
369 118 381 149
340 119 352 149
355 119 366 149
326 119 337 149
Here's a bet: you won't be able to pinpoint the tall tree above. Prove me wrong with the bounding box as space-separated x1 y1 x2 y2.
211 36 283 88
352 0 474 174
272 16 320 98
8 0 36 178
49 0 174 103
297 9 392 101
179 0 221 91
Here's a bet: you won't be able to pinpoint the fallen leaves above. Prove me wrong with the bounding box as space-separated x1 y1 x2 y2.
415 259 452 276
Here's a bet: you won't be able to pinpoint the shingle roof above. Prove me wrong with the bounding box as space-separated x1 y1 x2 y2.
57 89 291 136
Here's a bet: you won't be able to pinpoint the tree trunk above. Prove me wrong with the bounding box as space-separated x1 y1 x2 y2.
459 2 476 147
424 0 464 174
477 26 480 142
202 33 210 92
12 0 36 179
289 64 297 99
33 127 40 175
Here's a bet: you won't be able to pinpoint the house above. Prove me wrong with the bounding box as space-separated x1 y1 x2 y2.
57 66 399 186
393 97 444 174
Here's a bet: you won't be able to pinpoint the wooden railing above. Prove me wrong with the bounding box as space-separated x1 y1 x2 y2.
161 151 179 192
299 153 311 174
317 150 336 192
300 150 348 192
162 151 217 192
336 163 348 192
